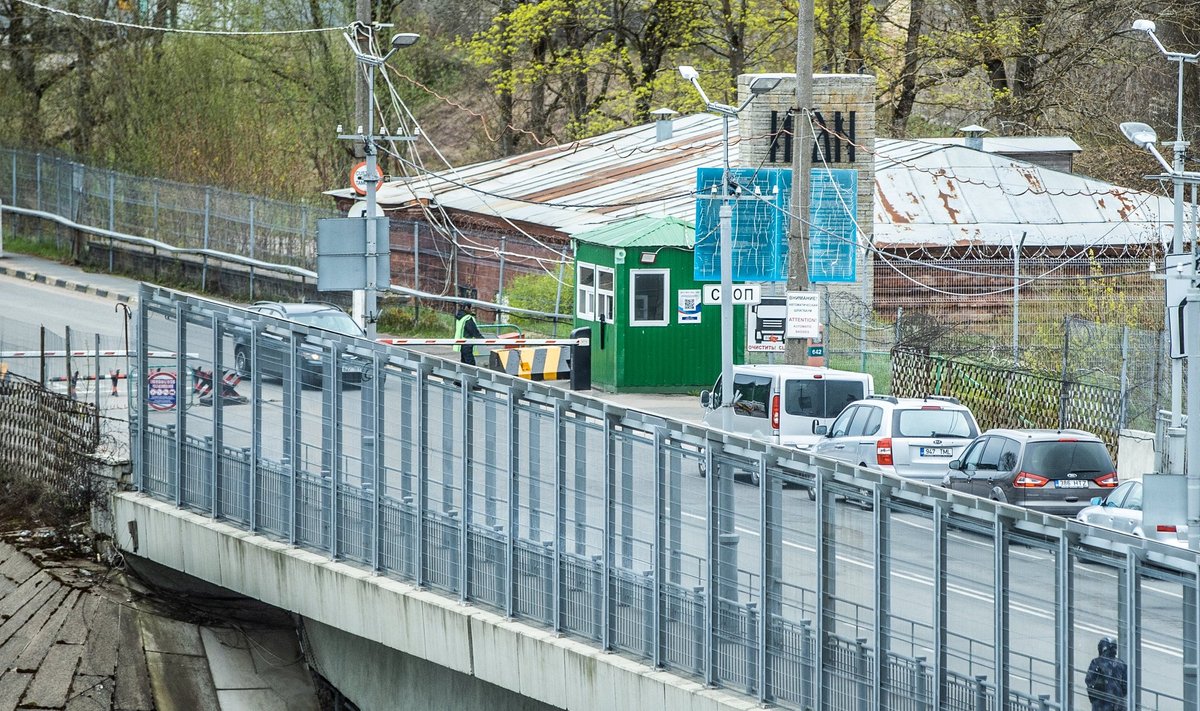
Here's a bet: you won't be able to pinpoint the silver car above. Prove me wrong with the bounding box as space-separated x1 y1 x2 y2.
811 395 980 485
1075 480 1189 546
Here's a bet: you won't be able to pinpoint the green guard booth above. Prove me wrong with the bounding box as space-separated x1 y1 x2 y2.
572 216 744 393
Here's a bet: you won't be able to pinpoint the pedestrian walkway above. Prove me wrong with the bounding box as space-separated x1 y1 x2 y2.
0 253 137 303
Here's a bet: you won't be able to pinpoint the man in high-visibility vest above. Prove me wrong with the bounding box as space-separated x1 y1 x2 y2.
454 306 484 365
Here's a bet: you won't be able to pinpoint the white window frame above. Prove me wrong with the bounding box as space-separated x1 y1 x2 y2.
629 268 670 326
596 266 615 322
576 262 596 321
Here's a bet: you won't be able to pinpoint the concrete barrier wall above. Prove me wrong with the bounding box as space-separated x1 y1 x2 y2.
1118 428 1156 481
111 493 755 711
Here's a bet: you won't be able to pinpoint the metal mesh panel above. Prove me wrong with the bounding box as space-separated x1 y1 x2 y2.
121 285 1200 711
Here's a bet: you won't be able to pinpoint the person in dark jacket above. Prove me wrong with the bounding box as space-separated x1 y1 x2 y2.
1085 636 1127 711
454 306 484 366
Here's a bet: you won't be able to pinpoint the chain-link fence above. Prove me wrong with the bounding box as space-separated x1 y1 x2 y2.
1 147 337 269
0 315 130 458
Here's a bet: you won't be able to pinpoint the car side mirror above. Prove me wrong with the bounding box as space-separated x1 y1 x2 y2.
948 459 962 471
699 390 711 408
814 424 828 436
1090 496 1103 506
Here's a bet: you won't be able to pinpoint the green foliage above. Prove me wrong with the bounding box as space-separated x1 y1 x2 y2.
503 270 574 334
376 302 455 338
1 234 71 261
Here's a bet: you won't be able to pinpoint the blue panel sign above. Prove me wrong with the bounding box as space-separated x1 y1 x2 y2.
808 169 858 283
693 168 858 284
694 168 790 283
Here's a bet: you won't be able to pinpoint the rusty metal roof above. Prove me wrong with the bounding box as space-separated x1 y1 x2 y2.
326 115 1177 248
873 139 1174 248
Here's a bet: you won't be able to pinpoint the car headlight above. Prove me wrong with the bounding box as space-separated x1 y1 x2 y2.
302 352 322 362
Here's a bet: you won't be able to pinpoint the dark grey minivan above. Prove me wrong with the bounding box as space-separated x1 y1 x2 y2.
942 429 1118 516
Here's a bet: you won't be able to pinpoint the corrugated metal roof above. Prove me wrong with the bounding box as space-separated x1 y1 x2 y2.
917 136 1083 154
573 216 694 248
326 115 1177 248
872 139 1174 247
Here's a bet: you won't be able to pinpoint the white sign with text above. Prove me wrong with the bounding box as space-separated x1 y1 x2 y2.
702 283 760 305
786 291 821 339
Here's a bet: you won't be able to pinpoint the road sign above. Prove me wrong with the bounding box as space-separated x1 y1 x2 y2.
747 296 786 352
1166 254 1191 359
786 291 821 339
146 371 177 411
350 161 384 196
808 345 825 357
702 284 760 305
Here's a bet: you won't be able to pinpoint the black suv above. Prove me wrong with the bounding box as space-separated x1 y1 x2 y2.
233 302 368 388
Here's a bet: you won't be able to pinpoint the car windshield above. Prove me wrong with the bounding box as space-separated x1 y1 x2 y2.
1024 441 1113 479
291 311 364 337
894 408 975 438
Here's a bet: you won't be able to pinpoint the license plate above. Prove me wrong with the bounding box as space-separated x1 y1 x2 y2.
1055 479 1090 488
920 447 953 457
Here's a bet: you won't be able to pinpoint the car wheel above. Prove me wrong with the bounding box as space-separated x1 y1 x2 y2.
234 346 251 378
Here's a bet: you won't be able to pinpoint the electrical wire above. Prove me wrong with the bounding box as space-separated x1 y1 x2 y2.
16 0 349 35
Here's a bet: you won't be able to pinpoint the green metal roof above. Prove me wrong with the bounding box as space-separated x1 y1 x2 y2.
572 216 694 249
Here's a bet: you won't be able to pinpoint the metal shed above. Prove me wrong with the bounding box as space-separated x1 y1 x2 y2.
572 216 744 392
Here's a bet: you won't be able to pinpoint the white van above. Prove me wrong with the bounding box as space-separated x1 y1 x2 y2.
700 364 874 449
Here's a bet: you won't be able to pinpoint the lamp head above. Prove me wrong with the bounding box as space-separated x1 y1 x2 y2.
1120 121 1158 149
1132 19 1156 34
678 65 700 81
748 76 781 95
390 33 420 49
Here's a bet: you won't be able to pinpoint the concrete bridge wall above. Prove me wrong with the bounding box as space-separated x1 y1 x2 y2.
111 493 754 711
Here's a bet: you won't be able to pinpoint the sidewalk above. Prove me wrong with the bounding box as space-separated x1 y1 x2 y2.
0 252 138 303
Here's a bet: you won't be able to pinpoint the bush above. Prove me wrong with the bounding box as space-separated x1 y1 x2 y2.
503 271 574 334
376 302 454 338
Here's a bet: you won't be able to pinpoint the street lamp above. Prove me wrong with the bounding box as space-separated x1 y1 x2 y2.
1124 19 1200 548
341 29 421 338
679 67 780 433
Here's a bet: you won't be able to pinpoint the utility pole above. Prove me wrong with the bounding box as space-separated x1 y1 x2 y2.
351 2 371 332
786 0 816 365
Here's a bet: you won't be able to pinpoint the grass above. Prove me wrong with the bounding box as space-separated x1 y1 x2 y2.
2 234 71 261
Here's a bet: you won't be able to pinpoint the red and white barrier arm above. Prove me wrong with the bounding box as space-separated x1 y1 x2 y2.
0 350 198 358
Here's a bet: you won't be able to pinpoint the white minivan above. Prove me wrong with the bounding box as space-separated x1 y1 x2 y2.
700 364 875 450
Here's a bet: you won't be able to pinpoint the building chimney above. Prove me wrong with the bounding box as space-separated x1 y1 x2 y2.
958 124 988 151
651 108 678 142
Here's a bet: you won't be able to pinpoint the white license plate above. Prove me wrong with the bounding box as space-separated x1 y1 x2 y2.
920 447 953 457
1055 479 1090 488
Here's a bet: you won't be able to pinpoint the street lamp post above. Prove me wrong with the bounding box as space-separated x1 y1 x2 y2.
341 29 420 339
678 67 780 433
1125 19 1200 548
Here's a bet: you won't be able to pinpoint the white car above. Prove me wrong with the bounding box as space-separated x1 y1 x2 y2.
1075 480 1189 547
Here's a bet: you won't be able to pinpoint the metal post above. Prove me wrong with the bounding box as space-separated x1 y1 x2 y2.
652 428 664 668
1123 555 1142 710
603 414 614 650
460 376 472 603
620 435 633 569
1056 535 1074 709
250 326 261 532
758 455 780 703
1187 292 1200 546
93 334 100 440
703 440 716 685
1119 325 1130 430
718 115 735 436
201 188 211 290
362 59 380 339
64 326 72 399
1059 316 1071 430
210 316 222 518
993 518 1009 709
485 392 498 526
553 260 566 337
248 198 256 299
1012 231 1027 367
416 364 429 586
107 170 115 233
173 304 186 507
872 484 890 711
529 408 542 541
932 500 948 711
497 235 508 303
574 416 588 555
553 402 565 633
507 387 520 616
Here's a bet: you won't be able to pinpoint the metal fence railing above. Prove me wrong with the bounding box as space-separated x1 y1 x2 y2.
132 284 1200 711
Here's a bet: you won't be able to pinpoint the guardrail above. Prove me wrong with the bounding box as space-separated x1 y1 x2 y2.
133 284 1200 711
